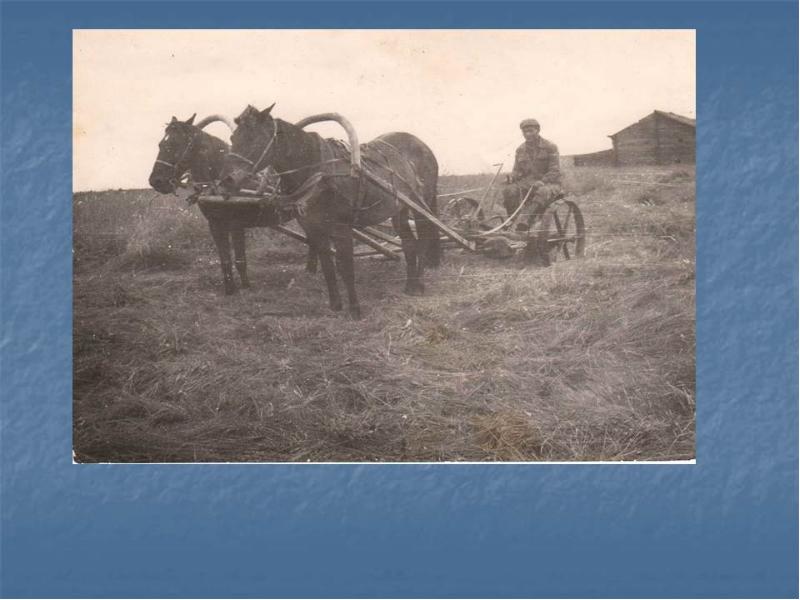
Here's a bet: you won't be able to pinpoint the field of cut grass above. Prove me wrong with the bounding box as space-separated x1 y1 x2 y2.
73 165 695 462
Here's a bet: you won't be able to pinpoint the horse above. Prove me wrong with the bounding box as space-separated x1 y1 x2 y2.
219 104 442 319
149 113 306 294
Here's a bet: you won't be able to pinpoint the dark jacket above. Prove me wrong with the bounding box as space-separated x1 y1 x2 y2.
511 137 561 185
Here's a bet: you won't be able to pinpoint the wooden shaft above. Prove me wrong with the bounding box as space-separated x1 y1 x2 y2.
363 171 477 251
272 225 309 244
352 229 402 260
354 250 395 258
361 226 402 247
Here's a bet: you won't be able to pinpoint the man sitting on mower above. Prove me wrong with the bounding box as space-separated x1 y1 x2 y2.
501 118 563 229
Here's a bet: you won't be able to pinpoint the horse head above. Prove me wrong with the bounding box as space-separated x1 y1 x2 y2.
148 113 199 194
220 103 277 194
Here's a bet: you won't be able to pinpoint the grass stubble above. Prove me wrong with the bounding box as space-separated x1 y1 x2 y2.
73 166 695 462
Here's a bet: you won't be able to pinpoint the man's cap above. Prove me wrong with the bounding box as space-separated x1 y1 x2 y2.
520 118 540 130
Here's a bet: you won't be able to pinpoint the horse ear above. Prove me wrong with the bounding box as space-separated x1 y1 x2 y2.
185 113 196 126
170 116 177 123
261 102 276 118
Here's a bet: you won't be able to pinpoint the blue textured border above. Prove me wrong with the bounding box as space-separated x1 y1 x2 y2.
1 1 797 598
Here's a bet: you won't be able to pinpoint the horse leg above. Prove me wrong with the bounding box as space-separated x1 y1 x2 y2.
306 247 319 274
297 217 318 273
208 219 236 295
307 229 342 312
392 212 422 295
329 222 361 319
231 227 250 289
414 213 438 292
423 193 442 268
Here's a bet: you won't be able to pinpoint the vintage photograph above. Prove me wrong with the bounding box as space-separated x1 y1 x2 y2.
73 29 696 462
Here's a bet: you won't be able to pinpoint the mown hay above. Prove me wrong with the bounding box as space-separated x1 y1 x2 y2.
74 166 695 462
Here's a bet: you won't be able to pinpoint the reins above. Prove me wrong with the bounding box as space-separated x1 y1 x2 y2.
223 115 428 218
249 135 427 215
227 120 279 174
229 119 352 193
271 158 346 178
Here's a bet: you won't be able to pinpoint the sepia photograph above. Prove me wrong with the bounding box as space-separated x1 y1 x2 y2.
73 29 696 463
7 1 797 595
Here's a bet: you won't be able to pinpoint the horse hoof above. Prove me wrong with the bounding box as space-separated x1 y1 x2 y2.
330 301 343 312
224 285 238 295
404 284 424 296
349 307 362 320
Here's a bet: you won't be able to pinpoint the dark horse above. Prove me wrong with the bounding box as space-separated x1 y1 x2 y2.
220 104 441 319
149 113 284 293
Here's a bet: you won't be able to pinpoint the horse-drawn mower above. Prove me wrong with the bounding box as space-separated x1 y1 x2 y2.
192 113 586 268
151 108 586 316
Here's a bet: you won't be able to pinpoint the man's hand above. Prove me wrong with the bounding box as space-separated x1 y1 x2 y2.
519 178 542 192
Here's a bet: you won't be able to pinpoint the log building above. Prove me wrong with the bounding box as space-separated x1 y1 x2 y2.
611 110 695 166
571 110 696 167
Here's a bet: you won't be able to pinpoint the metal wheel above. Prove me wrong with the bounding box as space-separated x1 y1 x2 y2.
478 215 506 231
445 196 484 221
528 199 585 266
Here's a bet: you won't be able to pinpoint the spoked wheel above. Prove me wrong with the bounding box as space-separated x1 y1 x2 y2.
527 199 585 266
478 215 506 231
445 196 484 222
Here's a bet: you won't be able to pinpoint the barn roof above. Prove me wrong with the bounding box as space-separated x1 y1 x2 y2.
654 110 696 128
609 110 696 138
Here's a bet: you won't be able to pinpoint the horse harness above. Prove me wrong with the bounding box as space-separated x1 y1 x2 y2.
174 119 430 228
230 123 430 224
155 130 200 186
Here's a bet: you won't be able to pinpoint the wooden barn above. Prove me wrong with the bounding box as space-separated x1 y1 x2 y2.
570 110 696 167
610 110 696 166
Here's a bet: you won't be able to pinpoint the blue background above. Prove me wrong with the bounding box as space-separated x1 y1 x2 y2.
1 1 797 597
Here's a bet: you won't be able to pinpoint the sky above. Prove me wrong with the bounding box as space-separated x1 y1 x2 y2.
73 29 695 191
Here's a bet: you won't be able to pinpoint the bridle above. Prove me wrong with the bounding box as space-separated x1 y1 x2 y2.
227 119 279 175
155 129 199 186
